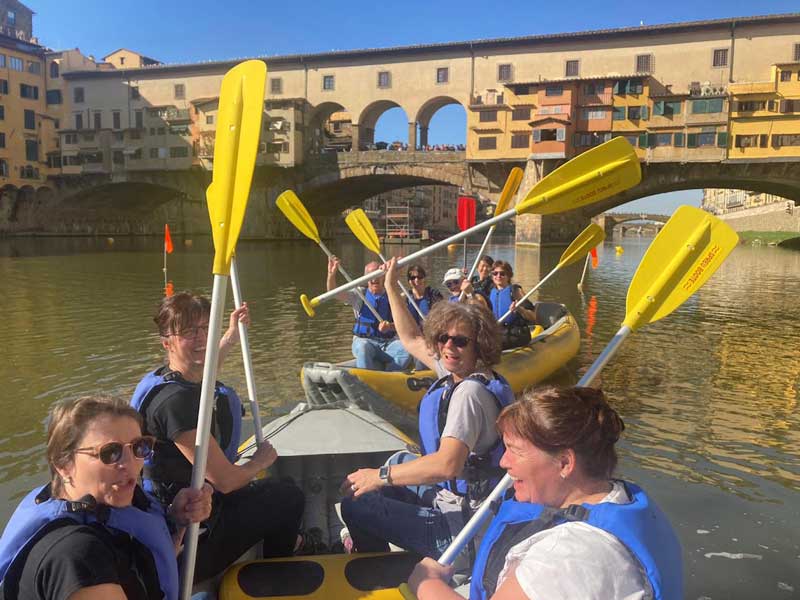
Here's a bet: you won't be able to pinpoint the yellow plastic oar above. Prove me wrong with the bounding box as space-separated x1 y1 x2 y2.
399 204 738 599
301 136 640 317
276 191 385 322
459 167 523 301
179 59 266 600
497 223 605 324
345 209 425 321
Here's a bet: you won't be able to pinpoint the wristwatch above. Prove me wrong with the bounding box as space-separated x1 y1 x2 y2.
379 465 392 485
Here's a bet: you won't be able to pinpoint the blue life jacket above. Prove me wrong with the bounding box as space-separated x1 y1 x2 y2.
448 294 461 303
469 481 683 600
490 285 526 328
0 484 179 600
352 289 394 339
408 287 441 326
131 368 243 494
418 372 513 500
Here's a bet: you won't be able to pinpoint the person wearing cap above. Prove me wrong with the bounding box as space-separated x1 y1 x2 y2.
443 268 487 309
327 256 411 371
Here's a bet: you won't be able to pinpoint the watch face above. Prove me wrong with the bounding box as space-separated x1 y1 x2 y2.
379 465 389 480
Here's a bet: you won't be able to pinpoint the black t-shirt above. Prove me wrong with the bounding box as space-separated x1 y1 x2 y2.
14 523 162 600
140 368 234 502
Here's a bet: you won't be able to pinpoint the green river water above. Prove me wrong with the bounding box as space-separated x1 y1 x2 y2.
0 234 798 598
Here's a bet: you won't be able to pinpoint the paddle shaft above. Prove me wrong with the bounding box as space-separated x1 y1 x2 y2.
459 225 496 301
230 257 264 445
496 265 559 324
179 274 228 596
317 240 385 322
578 253 590 289
437 326 625 566
314 209 514 305
376 251 426 321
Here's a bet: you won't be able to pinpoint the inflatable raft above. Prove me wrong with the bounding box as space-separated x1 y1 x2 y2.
301 302 579 416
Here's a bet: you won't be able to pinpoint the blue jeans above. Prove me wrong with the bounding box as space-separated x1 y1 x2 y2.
340 452 454 558
351 336 410 371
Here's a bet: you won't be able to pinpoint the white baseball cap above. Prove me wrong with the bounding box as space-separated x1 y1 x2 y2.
442 268 464 284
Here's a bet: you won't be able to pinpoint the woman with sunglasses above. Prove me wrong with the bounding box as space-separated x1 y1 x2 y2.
130 292 304 582
339 257 512 572
405 265 443 327
489 261 537 350
471 255 495 306
0 395 213 600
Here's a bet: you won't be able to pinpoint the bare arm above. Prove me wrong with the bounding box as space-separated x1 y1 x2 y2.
174 431 277 494
326 256 353 302
512 286 537 322
68 585 128 600
217 303 250 368
384 257 434 368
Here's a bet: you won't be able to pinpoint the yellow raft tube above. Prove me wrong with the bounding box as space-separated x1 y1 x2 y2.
301 302 579 414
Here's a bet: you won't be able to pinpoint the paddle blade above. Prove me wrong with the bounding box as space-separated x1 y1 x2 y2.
164 223 174 254
345 209 381 255
206 60 266 274
557 223 605 269
517 137 640 216
276 190 321 243
496 167 524 215
623 205 738 330
457 196 477 230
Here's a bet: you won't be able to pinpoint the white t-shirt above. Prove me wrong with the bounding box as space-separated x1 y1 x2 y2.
496 480 653 600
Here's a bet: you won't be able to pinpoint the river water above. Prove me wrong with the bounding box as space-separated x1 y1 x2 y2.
0 234 797 598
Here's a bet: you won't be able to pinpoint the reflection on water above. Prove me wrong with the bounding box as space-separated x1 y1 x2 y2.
1 235 799 597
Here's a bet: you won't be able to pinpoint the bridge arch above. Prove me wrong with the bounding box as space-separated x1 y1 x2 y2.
414 96 466 148
307 101 352 154
357 100 410 150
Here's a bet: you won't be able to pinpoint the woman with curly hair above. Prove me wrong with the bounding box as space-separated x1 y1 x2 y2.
340 257 513 571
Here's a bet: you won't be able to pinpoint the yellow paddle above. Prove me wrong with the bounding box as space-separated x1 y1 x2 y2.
345 208 426 321
399 205 738 599
178 59 266 600
459 167 523 301
301 136 640 317
276 190 386 323
497 223 605 324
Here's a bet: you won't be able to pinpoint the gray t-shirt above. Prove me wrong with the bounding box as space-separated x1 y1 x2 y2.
431 361 503 555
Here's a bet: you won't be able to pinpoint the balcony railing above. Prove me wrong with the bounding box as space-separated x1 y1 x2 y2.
164 108 192 123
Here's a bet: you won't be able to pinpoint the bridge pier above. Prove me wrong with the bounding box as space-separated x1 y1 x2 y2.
407 122 417 151
419 126 429 148
515 158 595 246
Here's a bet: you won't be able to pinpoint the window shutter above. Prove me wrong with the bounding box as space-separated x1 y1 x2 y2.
760 134 768 148
533 129 541 143
717 132 729 147
613 81 620 94
686 133 698 148
674 133 685 147
572 133 580 146
556 128 565 142
638 133 648 147
641 106 649 120
653 101 664 116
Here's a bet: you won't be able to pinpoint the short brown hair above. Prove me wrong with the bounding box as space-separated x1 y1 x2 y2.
497 386 625 479
492 260 514 280
154 291 210 337
407 264 426 279
47 396 142 495
422 301 502 366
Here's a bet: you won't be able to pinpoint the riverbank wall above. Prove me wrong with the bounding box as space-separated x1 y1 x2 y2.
718 202 800 236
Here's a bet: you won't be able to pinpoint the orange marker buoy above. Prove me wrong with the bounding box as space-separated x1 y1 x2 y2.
165 281 175 297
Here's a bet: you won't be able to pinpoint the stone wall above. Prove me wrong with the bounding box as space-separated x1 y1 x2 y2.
718 202 800 233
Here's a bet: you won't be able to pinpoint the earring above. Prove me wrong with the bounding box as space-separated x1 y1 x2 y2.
559 472 567 480
64 476 73 485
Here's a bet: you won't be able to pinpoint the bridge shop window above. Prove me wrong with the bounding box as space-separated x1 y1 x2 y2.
478 136 497 150
582 108 607 120
780 70 792 82
322 75 335 91
436 67 449 84
652 100 681 117
565 60 579 78
532 128 565 142
479 110 498 122
653 133 673 147
73 87 84 103
270 78 282 94
712 49 728 68
772 134 800 148
511 107 530 120
498 64 513 82
511 133 529 148
584 82 605 95
690 98 723 114
627 105 648 120
736 100 766 112
735 134 759 148
613 79 643 95
19 84 38 100
174 84 185 100
377 71 391 89
545 85 562 97
635 54 653 74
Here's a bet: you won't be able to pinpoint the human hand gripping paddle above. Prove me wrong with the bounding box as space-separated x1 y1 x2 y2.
459 167 523 301
456 195 476 272
299 136 641 317
178 59 266 600
276 190 387 324
398 204 738 599
497 222 605 324
345 208 426 321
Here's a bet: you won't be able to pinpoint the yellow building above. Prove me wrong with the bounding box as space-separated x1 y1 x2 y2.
702 188 789 214
102 49 161 70
729 62 800 160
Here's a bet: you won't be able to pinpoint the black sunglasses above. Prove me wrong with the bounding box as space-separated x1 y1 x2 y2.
437 333 471 348
491 271 508 277
74 436 156 465
408 274 424 281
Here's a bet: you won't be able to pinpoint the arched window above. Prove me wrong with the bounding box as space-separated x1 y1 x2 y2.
50 61 59 78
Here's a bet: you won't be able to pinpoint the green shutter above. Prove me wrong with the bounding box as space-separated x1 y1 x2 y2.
691 100 706 114
653 101 664 116
641 106 649 120
613 81 620 94
717 132 729 147
687 133 698 148
709 98 723 113
638 133 648 147
674 132 685 147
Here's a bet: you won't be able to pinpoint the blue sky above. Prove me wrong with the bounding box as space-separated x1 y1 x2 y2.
29 0 798 213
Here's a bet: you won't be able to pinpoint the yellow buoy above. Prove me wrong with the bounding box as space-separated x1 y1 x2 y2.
106 237 115 246
615 245 624 255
